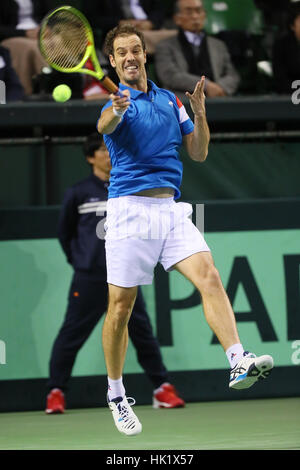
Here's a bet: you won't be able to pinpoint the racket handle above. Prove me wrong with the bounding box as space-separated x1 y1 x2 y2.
101 76 124 97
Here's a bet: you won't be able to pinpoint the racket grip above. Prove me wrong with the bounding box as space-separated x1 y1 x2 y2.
116 90 125 98
101 76 124 97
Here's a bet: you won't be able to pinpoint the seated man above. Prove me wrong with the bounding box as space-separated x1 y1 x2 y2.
154 0 240 97
0 45 24 101
83 0 176 55
83 0 165 39
0 0 56 95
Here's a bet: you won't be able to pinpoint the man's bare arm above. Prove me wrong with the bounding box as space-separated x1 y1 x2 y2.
183 77 210 162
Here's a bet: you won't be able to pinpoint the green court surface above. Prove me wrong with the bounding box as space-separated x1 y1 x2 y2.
0 397 299 450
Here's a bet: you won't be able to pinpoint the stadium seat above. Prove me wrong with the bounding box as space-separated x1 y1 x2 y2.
203 0 264 34
202 1 272 94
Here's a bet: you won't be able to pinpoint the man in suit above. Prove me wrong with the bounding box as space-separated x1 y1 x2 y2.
83 0 165 44
0 45 24 101
0 0 55 95
154 0 240 97
83 0 175 56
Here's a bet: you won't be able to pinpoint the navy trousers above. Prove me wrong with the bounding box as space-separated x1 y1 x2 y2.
47 273 168 392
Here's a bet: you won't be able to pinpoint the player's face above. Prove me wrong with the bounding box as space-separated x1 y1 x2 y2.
175 0 206 33
89 143 112 174
110 34 147 86
291 14 300 40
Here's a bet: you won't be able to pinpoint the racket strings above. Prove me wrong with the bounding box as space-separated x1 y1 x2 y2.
40 10 89 69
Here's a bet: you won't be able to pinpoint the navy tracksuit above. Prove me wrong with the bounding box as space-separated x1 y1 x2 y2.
47 173 168 392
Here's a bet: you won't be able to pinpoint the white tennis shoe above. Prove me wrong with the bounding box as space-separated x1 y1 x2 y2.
108 395 142 436
229 352 274 390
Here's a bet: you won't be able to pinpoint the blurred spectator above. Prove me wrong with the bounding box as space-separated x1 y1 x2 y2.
272 3 300 94
83 1 176 55
82 51 111 101
254 0 291 34
154 0 240 97
0 0 57 95
32 68 84 100
254 0 294 59
0 45 24 101
83 0 164 37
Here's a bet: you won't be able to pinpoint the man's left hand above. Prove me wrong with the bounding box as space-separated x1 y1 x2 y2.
185 76 206 117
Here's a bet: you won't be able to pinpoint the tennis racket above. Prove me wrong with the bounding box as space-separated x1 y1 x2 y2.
39 5 122 95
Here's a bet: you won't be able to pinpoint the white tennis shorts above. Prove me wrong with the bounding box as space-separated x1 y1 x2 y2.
105 195 210 287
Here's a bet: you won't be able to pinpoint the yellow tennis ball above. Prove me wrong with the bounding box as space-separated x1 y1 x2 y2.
52 84 72 102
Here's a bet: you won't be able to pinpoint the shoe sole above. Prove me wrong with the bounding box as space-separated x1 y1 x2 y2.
122 425 142 436
114 421 143 436
153 398 185 409
45 408 64 414
230 355 274 390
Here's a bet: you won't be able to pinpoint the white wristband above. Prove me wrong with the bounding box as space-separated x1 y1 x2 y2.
113 107 126 118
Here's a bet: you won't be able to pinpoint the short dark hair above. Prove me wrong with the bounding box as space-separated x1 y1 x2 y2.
83 132 104 159
104 24 146 56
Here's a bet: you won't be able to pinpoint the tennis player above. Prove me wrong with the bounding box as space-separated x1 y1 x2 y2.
97 24 274 436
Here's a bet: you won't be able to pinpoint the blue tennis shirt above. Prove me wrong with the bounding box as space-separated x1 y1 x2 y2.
99 80 194 200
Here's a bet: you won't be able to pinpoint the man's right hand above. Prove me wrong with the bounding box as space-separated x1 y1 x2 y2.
98 89 131 135
110 89 131 116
